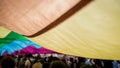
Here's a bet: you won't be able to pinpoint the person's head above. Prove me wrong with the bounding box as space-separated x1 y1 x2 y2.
1 56 15 68
80 64 93 68
49 60 67 68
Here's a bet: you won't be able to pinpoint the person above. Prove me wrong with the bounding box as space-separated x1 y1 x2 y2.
49 60 68 68
69 57 74 68
0 56 16 68
80 64 93 68
19 56 26 68
94 59 103 68
25 57 31 68
117 60 120 68
103 60 113 68
32 57 42 68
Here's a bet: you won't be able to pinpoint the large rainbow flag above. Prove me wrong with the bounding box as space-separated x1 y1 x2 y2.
0 0 120 60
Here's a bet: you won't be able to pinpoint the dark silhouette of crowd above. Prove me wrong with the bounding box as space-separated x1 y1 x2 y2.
0 53 120 68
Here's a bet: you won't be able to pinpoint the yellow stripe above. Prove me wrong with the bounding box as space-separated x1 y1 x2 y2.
0 26 11 38
29 0 120 60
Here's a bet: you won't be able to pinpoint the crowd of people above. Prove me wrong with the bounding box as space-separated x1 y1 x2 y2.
0 53 120 68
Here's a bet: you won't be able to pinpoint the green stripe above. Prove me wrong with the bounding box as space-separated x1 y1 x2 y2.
6 31 28 40
0 44 4 48
0 31 28 45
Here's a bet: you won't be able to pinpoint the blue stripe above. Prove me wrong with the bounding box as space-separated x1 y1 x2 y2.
1 40 41 55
